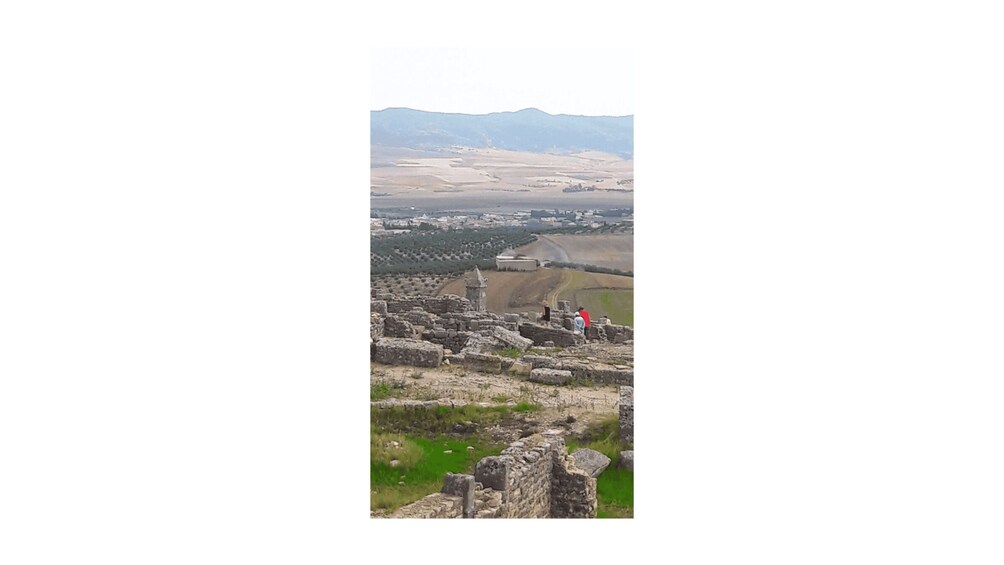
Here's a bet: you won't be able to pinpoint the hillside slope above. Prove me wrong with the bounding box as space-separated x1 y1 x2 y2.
372 107 633 159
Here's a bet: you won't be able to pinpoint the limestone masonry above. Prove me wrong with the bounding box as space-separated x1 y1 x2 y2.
387 431 597 519
619 385 634 447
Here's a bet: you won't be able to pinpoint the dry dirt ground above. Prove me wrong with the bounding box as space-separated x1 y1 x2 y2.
516 234 634 272
437 269 564 314
437 267 634 315
371 146 633 212
370 364 624 442
371 343 633 439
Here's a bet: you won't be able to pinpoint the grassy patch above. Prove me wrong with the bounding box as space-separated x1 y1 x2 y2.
567 415 633 518
371 435 504 512
567 415 620 457
370 379 406 401
512 402 540 413
370 433 423 468
497 346 523 359
595 465 634 518
574 288 633 327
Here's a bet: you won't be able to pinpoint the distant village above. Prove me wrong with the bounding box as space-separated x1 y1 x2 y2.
370 208 634 236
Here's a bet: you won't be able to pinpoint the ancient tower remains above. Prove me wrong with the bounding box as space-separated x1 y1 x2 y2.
465 266 487 312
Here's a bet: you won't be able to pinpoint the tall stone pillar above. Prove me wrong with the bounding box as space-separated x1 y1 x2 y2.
465 266 487 312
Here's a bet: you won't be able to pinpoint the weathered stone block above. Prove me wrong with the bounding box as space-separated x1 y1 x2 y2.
519 323 585 348
522 355 561 369
618 451 634 472
463 352 503 373
442 473 476 518
370 300 387 315
383 315 417 339
491 325 534 351
373 338 444 368
509 360 532 376
474 456 509 491
370 312 384 341
529 368 572 385
570 448 611 478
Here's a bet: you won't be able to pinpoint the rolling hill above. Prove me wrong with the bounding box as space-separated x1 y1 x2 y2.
371 107 633 159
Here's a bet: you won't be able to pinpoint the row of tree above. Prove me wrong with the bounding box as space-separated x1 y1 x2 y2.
547 261 633 277
370 227 537 276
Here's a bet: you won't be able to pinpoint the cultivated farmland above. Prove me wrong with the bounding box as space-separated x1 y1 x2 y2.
516 234 634 272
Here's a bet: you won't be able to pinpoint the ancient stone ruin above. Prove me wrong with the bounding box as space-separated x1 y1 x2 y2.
370 281 635 380
385 431 597 519
371 276 637 519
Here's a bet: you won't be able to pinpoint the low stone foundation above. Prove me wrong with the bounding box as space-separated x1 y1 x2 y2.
529 368 573 385
563 361 634 386
373 338 444 368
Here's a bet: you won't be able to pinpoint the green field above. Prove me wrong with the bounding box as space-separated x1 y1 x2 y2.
573 288 634 327
371 433 504 512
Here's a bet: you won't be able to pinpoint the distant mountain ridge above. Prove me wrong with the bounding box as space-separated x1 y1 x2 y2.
371 107 633 159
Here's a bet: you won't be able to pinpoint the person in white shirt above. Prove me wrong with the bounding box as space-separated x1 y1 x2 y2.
573 313 585 334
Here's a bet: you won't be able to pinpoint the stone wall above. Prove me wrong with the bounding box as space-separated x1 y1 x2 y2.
476 433 560 518
619 386 634 447
396 309 439 329
420 329 471 355
370 312 384 342
550 449 598 518
388 432 597 519
385 294 471 314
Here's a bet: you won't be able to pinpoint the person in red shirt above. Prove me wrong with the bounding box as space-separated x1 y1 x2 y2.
577 306 591 334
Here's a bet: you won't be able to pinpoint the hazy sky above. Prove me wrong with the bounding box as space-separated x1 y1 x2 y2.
371 48 633 117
